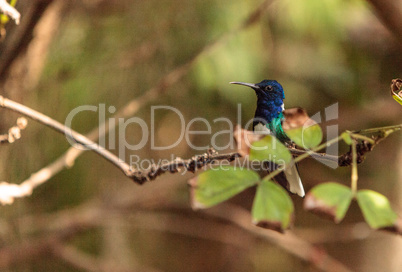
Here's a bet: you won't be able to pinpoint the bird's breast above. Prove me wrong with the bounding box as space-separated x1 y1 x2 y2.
253 123 271 135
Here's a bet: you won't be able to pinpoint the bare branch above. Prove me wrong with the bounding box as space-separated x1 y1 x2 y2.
0 90 395 205
124 133 390 184
339 128 400 166
0 0 20 24
129 149 240 184
0 96 131 175
0 181 32 205
0 96 131 205
0 96 237 202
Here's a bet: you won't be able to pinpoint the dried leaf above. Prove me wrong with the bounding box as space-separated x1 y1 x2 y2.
233 125 265 157
390 78 402 106
283 108 323 149
234 125 292 164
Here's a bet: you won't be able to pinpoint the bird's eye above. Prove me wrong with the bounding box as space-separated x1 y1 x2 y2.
265 85 273 91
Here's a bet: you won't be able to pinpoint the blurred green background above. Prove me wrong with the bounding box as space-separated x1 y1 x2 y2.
1 0 401 271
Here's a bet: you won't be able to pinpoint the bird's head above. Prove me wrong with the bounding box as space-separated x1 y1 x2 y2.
230 79 285 103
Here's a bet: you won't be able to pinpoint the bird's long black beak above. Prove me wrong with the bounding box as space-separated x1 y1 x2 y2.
229 82 258 89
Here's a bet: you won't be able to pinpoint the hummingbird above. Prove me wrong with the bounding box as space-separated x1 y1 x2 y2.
230 80 305 197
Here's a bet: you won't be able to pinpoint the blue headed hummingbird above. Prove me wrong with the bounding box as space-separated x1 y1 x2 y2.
231 80 305 197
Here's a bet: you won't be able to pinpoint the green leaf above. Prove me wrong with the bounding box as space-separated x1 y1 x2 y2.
188 166 260 209
252 180 294 232
304 182 353 223
341 132 353 145
249 135 292 164
285 123 323 149
357 189 398 229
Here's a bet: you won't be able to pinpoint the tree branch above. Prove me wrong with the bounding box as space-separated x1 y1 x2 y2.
0 0 398 205
129 149 241 184
128 132 394 183
0 0 54 79
0 0 277 204
0 96 131 175
0 91 397 204
2 92 399 200
2 197 352 272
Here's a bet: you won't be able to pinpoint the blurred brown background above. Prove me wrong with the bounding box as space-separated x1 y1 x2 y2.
0 0 401 271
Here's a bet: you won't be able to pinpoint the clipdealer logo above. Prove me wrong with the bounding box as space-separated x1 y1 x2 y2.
64 103 339 170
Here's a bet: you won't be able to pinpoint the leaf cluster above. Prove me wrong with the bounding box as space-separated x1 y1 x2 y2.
189 112 401 233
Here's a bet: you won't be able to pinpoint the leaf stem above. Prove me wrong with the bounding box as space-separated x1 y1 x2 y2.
293 135 343 164
350 133 375 144
262 165 285 182
353 124 402 134
351 138 358 195
263 135 343 182
259 124 402 183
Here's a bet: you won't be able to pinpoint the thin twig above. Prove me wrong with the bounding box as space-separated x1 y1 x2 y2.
353 124 402 134
0 96 132 205
288 148 339 163
0 96 131 175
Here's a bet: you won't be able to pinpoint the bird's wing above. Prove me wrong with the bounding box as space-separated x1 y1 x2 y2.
284 163 305 197
254 121 305 197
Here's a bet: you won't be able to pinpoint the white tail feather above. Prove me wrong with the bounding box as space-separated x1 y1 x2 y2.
284 164 305 197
